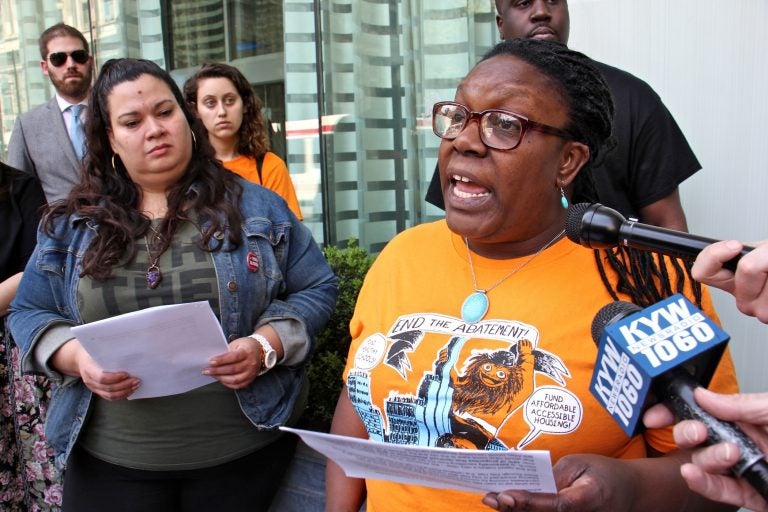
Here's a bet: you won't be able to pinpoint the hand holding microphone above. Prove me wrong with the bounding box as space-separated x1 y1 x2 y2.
571 203 768 506
590 296 768 503
641 239 768 510
692 240 768 323
645 388 768 512
565 202 767 317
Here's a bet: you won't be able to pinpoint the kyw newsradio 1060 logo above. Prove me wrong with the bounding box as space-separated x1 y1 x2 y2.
589 294 730 436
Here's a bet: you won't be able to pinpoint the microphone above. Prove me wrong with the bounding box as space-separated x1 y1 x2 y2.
590 295 768 500
566 202 752 271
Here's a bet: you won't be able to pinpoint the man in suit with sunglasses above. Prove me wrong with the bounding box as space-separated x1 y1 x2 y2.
8 23 94 203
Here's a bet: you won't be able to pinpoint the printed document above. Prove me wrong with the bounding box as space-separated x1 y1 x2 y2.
71 301 228 399
281 427 556 494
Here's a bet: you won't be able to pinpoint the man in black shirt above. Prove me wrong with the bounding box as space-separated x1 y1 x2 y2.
426 0 700 231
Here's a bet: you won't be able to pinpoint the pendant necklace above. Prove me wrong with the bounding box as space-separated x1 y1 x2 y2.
144 225 163 289
461 229 565 323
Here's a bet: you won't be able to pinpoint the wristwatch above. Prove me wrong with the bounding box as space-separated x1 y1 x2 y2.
248 333 277 375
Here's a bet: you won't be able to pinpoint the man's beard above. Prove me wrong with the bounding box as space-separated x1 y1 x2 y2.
49 65 93 99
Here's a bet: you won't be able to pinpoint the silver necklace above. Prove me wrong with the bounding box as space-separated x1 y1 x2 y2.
461 229 565 323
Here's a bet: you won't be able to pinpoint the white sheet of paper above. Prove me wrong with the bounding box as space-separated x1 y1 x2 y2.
71 301 228 399
280 427 556 494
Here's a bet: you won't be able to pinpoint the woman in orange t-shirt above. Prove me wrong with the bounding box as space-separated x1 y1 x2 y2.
183 63 302 219
326 39 738 512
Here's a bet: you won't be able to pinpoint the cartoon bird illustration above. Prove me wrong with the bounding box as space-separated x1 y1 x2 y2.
385 329 425 378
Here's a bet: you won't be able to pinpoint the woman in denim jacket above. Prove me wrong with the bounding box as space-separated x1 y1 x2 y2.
8 58 338 512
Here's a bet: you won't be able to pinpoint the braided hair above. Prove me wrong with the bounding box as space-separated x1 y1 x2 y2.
482 39 701 307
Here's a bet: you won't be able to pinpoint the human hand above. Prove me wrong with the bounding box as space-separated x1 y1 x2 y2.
692 240 768 323
203 336 262 389
482 453 638 511
74 342 140 401
646 388 768 511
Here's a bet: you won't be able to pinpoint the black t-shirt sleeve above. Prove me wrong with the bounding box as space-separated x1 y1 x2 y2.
591 61 701 216
15 173 46 266
0 170 46 280
425 162 445 209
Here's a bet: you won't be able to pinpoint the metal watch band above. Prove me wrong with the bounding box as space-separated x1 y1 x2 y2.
248 333 277 375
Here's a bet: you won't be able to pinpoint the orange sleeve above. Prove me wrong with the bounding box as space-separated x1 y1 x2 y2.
260 152 303 220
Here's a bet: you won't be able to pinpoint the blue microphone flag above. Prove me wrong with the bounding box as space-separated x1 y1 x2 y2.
589 293 730 437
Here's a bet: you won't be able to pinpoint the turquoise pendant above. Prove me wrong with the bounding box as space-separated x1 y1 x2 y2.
461 291 488 323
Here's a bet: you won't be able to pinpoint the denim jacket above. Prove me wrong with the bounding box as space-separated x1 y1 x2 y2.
8 179 338 467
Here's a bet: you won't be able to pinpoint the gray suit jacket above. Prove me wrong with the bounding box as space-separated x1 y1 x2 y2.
8 96 82 203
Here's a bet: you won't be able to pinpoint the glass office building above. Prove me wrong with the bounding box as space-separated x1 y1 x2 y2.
0 0 497 252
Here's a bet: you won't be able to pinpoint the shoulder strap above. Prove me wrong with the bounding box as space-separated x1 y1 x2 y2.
256 153 266 184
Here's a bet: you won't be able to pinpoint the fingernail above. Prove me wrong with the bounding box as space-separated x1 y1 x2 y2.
202 369 210 375
683 423 699 443
501 495 516 507
717 443 733 462
481 495 499 508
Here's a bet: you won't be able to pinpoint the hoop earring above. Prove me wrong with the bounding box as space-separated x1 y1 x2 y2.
112 153 118 173
191 130 197 150
559 181 569 209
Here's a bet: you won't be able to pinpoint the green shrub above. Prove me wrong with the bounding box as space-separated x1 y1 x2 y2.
299 238 375 431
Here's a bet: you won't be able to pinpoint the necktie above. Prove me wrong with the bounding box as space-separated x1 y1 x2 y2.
69 104 85 160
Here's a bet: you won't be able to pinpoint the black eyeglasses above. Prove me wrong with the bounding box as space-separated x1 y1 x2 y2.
432 101 573 151
48 50 89 67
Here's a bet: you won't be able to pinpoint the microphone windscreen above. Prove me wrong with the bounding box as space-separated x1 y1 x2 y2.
590 301 639 345
565 202 592 244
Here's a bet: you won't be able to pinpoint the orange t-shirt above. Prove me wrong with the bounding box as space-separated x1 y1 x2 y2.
343 220 739 511
222 152 303 220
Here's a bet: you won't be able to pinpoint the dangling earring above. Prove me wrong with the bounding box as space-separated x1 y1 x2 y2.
112 153 118 173
559 181 569 209
191 130 197 150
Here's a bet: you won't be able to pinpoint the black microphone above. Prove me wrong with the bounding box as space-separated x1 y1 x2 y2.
591 298 768 501
566 202 752 272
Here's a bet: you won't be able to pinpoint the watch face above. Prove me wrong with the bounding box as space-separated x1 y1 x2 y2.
252 335 277 373
264 348 277 368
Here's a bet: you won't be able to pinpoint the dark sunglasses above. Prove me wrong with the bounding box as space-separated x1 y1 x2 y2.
48 50 89 67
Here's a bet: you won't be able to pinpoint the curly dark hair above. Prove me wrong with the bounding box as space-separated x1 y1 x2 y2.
482 39 700 307
182 62 270 159
44 58 243 281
